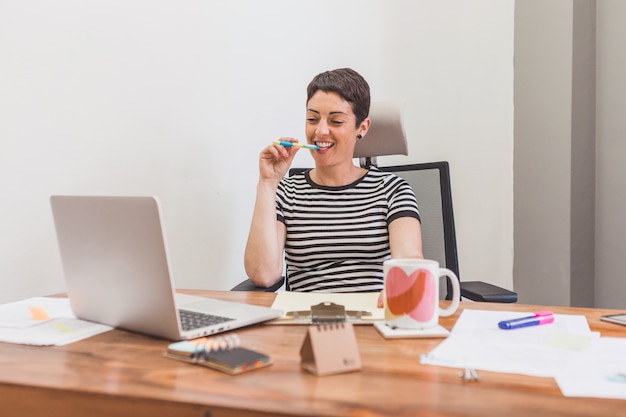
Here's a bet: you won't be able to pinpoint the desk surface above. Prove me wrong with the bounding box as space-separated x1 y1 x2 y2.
1 290 625 417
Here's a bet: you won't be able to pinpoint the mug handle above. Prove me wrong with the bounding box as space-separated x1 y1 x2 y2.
439 268 460 317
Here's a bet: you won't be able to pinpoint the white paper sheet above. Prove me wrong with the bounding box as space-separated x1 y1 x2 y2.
0 297 72 328
555 337 626 399
0 297 112 346
421 309 597 378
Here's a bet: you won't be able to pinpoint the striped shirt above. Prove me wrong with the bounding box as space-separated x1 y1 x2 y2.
276 167 420 292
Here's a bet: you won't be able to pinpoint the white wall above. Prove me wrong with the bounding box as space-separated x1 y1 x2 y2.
0 0 515 303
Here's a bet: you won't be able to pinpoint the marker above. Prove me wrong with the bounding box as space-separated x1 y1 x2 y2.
498 311 554 330
273 140 319 150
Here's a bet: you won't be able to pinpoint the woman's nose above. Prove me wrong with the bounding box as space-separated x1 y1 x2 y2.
315 119 329 136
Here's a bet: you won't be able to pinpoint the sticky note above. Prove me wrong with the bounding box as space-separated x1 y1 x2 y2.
545 331 594 350
28 306 51 321
55 322 73 333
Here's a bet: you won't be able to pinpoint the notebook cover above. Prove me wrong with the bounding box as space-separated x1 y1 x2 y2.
165 346 272 375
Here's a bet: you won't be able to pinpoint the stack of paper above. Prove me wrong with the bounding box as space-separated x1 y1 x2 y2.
421 309 596 377
421 309 626 400
555 337 626 399
0 297 112 346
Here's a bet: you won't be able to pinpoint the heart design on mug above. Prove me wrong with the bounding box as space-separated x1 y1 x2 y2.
386 267 436 322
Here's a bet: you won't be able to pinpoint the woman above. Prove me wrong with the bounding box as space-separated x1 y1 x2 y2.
244 68 423 292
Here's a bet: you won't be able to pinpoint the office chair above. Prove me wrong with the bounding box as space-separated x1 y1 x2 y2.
232 102 517 303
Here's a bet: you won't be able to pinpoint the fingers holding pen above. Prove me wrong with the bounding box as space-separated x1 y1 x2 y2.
270 137 300 159
258 138 299 180
258 137 315 183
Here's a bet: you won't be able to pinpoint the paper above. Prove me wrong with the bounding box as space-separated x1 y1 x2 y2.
0 297 72 328
270 292 384 324
555 337 626 399
0 297 112 346
421 309 596 378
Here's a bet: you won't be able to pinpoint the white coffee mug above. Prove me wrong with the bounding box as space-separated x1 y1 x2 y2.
383 258 460 329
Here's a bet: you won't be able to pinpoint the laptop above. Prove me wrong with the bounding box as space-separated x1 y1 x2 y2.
50 195 283 341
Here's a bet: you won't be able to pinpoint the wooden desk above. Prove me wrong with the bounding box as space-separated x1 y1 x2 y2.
0 291 624 417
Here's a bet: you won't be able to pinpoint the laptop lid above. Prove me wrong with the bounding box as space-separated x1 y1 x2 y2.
50 195 282 340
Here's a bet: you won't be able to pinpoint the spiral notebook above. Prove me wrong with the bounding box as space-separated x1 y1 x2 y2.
165 334 272 374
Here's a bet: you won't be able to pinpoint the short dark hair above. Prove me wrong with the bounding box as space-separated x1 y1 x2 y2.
306 68 370 127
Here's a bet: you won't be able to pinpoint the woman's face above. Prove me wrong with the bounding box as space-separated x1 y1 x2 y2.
305 90 362 168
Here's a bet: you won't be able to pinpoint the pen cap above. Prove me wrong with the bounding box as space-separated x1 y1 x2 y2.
534 311 555 324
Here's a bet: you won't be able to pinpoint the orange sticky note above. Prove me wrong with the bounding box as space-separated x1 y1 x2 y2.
28 306 51 321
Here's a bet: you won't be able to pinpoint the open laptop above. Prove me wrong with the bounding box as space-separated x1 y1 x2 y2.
50 195 283 341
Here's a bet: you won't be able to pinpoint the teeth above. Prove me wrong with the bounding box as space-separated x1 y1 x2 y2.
315 142 334 149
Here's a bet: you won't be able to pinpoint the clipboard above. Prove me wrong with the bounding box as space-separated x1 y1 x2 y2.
270 292 384 325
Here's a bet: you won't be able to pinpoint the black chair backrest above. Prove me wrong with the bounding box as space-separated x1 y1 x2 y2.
378 162 459 275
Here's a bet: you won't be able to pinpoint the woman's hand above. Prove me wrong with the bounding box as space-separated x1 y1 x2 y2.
259 137 300 181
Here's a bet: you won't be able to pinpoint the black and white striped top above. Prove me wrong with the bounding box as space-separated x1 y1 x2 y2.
276 167 420 292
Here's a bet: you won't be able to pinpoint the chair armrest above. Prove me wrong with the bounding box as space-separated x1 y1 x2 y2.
460 281 518 303
230 277 285 292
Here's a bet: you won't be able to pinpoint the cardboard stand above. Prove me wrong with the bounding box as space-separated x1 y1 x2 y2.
300 322 362 376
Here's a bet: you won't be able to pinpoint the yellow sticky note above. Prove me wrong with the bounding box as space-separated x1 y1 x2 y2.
56 322 73 333
545 331 594 351
28 306 51 321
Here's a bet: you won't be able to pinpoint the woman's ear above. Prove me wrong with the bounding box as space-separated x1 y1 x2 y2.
358 117 371 139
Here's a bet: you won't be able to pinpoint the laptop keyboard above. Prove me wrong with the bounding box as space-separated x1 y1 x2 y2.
179 309 235 331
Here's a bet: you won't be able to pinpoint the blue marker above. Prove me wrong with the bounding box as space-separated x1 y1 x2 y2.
498 311 554 330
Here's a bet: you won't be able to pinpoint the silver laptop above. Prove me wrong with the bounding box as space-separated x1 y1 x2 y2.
50 195 283 341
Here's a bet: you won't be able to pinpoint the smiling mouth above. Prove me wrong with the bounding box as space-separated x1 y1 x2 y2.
315 141 334 150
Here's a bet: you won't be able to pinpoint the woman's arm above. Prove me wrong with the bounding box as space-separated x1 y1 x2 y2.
244 179 286 287
388 216 423 259
243 139 299 287
378 216 423 307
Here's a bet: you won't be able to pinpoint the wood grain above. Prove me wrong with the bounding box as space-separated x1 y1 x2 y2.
1 290 624 417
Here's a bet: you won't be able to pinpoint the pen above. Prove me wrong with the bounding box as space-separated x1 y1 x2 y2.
273 140 319 150
498 311 554 330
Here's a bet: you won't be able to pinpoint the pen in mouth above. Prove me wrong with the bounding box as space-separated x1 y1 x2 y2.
273 140 319 150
